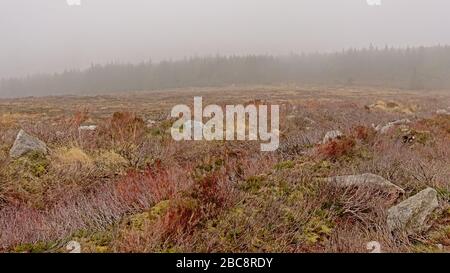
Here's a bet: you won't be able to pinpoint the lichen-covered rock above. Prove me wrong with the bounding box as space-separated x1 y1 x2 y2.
9 130 47 158
387 187 439 234
322 130 343 143
326 173 405 196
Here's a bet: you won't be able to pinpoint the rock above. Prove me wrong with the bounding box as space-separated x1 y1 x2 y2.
326 173 405 196
66 241 81 253
387 187 439 234
78 125 97 131
375 119 411 134
9 129 48 158
368 100 417 115
436 109 450 115
304 117 316 124
322 130 343 143
391 119 411 126
146 120 157 128
286 115 296 120
366 241 382 253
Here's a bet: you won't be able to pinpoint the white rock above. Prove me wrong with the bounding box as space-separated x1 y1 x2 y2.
78 125 97 131
66 241 81 253
146 120 157 128
366 241 382 253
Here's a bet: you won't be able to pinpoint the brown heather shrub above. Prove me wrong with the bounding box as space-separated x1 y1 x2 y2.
316 137 356 160
0 163 190 250
324 219 410 253
352 125 376 142
114 166 238 250
109 111 146 143
1 88 449 253
71 110 89 127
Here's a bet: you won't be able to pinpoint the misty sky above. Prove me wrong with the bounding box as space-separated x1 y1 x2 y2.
1 0 449 79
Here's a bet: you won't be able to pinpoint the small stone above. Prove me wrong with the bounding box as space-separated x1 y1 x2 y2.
78 125 97 131
146 120 157 128
322 130 343 143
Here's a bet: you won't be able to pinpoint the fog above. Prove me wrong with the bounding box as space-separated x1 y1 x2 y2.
1 0 449 79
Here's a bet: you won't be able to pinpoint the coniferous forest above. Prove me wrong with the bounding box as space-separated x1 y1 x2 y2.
2 45 450 98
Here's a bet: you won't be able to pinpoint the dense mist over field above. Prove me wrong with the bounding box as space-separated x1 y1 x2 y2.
1 0 450 81
1 46 450 97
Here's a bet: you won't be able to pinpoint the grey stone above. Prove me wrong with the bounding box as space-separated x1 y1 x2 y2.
9 129 48 158
327 173 405 195
322 130 343 143
436 109 450 115
387 187 439 234
375 119 411 134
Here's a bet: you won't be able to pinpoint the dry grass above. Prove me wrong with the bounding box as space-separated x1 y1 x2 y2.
0 85 449 253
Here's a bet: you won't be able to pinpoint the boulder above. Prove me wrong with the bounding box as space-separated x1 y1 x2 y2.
326 173 405 196
375 119 411 134
322 130 343 143
387 187 439 234
9 129 48 158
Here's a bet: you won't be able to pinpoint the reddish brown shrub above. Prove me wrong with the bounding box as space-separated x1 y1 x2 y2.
316 137 356 160
158 198 202 238
0 163 191 250
352 125 375 141
71 110 89 127
98 111 146 145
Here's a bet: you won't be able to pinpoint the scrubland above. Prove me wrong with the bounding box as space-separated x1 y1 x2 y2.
0 85 449 253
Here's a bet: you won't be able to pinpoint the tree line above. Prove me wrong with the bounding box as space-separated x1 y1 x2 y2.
2 45 450 97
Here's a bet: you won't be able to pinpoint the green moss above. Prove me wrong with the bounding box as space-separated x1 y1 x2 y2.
239 175 266 193
127 200 171 230
399 129 433 145
411 243 442 253
274 160 295 171
298 160 332 177
436 188 450 202
9 151 50 178
195 158 224 173
70 228 115 253
415 130 432 145
196 164 335 251
299 210 334 245
13 242 55 253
